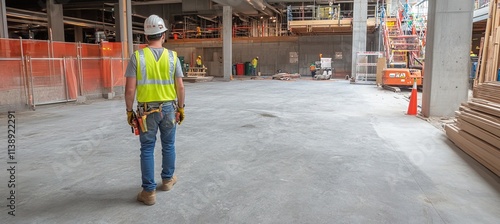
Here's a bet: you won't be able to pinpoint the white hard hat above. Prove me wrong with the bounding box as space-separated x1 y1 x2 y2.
144 15 168 35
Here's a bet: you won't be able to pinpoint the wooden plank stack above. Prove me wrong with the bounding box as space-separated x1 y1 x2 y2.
476 0 500 85
445 82 500 176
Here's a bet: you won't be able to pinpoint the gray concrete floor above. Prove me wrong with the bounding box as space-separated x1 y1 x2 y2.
1 79 499 223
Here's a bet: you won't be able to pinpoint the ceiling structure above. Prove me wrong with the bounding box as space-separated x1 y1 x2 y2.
3 0 440 41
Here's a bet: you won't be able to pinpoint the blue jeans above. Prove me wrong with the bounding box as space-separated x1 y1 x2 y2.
139 103 176 192
250 67 256 76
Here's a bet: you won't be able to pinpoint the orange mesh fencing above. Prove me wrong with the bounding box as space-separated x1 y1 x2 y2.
111 59 127 89
0 59 26 111
53 42 78 58
102 42 124 58
81 58 103 96
81 43 101 58
0 38 139 111
0 39 22 58
0 39 26 111
22 40 50 58
29 59 67 104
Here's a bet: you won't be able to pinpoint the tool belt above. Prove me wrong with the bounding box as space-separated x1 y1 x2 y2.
135 101 173 133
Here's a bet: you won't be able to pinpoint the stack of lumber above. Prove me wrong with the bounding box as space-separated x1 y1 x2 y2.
476 0 500 85
473 82 500 104
445 82 500 176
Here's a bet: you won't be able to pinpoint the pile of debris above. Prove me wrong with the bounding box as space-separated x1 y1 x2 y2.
272 73 301 81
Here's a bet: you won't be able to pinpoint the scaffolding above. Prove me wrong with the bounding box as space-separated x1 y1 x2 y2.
352 51 383 84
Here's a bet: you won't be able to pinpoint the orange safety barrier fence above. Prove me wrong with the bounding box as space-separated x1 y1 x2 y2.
0 39 25 111
0 39 22 58
0 38 146 111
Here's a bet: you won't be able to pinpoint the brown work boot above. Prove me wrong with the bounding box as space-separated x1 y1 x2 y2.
137 190 156 205
159 176 177 191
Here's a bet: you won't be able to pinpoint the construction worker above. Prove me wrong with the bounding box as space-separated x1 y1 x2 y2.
196 26 201 38
251 56 259 76
196 55 203 67
310 63 317 79
124 14 185 206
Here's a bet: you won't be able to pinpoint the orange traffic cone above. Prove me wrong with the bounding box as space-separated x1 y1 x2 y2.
407 78 418 115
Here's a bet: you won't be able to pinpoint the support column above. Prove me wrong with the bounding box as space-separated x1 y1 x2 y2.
74 11 83 42
117 0 133 58
223 6 232 81
0 0 8 38
74 27 83 42
47 0 65 41
351 0 368 76
422 0 474 117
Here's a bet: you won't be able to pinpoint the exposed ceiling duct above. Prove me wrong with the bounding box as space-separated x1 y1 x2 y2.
197 15 217 23
246 0 266 11
212 0 259 15
233 12 249 22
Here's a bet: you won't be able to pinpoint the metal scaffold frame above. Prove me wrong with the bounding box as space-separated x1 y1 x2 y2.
352 51 383 84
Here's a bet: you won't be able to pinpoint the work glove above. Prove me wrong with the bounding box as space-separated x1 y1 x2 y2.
176 108 185 125
127 110 136 127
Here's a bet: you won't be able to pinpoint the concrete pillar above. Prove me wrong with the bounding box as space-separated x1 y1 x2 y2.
223 6 232 81
351 0 367 76
422 0 474 117
47 0 65 41
74 27 83 42
0 0 8 38
117 0 133 58
74 11 83 42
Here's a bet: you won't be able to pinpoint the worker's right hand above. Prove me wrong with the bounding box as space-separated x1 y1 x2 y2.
176 108 185 125
127 110 136 127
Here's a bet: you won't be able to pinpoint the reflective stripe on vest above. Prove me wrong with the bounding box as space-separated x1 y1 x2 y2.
135 47 177 102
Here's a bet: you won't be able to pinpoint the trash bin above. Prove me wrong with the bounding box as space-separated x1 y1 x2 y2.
245 62 252 75
236 63 244 76
178 56 185 70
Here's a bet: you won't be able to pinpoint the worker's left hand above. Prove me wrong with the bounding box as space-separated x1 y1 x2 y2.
127 110 136 127
176 108 185 125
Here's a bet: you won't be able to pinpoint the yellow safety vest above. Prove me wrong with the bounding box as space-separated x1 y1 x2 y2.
135 47 178 103
196 58 202 66
251 58 258 68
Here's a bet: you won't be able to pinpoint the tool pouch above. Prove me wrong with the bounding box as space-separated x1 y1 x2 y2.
136 102 165 133
136 106 147 133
